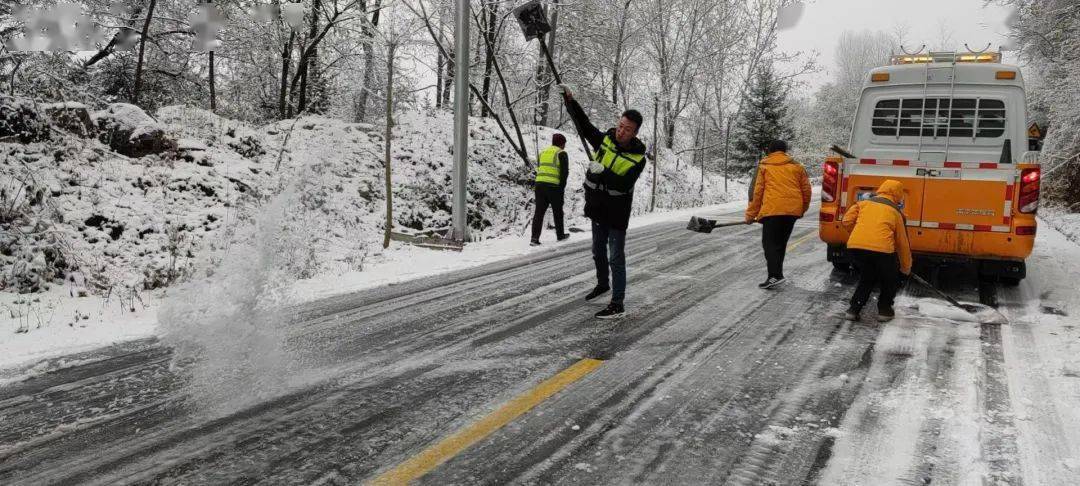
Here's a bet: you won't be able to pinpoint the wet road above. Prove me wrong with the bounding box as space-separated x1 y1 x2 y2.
1 209 1076 485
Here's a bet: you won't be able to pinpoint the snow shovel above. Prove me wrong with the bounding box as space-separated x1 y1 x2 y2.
513 0 593 160
907 273 1009 324
686 216 746 234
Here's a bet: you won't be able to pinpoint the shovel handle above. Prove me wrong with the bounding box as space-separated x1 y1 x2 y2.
909 273 975 314
538 37 594 161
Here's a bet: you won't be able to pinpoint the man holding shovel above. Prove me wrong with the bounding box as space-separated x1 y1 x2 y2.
744 140 813 289
841 179 913 322
560 85 647 319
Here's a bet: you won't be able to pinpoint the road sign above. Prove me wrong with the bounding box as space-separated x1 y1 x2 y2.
1027 121 1043 140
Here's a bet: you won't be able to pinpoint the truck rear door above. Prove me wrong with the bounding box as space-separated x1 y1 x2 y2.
840 158 925 227
919 163 1013 233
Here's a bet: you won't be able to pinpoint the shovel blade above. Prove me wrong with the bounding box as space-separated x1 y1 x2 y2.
687 216 716 233
513 1 551 41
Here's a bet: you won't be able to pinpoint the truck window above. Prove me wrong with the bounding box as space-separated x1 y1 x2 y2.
871 98 1006 139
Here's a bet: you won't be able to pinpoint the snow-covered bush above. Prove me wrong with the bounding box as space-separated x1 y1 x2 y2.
0 96 51 143
42 102 95 138
0 155 70 293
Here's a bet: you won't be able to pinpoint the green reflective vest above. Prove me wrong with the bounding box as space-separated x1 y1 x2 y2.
595 136 645 177
536 145 564 185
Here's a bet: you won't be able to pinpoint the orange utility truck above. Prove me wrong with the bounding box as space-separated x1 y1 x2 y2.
819 50 1043 304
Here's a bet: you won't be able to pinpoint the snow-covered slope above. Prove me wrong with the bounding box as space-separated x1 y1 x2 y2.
2 104 740 297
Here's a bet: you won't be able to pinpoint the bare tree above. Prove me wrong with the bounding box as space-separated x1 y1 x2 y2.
383 38 395 248
132 0 158 106
642 0 717 148
611 0 633 105
355 0 382 122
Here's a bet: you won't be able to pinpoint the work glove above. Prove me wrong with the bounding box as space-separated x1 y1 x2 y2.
744 215 755 224
558 84 573 99
588 161 605 174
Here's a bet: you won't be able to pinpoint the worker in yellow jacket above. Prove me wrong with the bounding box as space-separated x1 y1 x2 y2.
841 179 913 322
744 140 812 289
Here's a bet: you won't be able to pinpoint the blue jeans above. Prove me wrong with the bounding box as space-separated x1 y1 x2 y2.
591 221 627 304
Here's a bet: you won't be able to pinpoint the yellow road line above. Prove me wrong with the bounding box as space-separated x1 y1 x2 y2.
786 231 816 252
369 358 604 485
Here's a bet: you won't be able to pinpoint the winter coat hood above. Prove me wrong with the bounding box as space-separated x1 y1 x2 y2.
761 151 795 166
876 180 905 203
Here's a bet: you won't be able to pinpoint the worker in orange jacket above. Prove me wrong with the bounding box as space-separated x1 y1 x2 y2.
841 179 913 322
744 140 812 289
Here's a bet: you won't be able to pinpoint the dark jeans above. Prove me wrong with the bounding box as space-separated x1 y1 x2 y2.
849 249 901 311
531 185 566 241
591 220 627 304
760 216 798 279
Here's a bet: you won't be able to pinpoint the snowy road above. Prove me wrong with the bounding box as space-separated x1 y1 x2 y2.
3 209 1080 485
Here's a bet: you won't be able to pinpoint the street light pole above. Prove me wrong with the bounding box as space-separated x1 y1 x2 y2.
451 0 470 242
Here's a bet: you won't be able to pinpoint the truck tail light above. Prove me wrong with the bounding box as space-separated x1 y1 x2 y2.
1016 226 1037 236
1018 167 1040 214
820 212 835 222
822 160 840 203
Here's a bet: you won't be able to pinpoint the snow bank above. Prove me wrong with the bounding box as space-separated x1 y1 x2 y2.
1039 206 1080 247
0 287 157 369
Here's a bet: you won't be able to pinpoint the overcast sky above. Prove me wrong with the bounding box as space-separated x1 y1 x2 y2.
776 0 1016 89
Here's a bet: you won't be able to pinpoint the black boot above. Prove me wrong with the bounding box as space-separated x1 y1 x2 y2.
595 303 625 319
585 285 610 301
877 307 895 323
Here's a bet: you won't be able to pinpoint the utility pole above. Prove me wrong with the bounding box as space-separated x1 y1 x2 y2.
451 0 469 242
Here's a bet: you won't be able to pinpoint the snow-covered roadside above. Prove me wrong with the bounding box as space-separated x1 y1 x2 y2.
0 198 745 372
289 198 749 302
1038 206 1080 246
0 286 157 373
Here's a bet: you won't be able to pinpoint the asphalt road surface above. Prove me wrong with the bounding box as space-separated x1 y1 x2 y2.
1 208 1075 485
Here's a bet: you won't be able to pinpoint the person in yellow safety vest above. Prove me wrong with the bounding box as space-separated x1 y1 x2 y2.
531 133 571 246
560 84 647 320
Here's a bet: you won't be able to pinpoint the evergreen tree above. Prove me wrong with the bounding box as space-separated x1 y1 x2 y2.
731 61 794 175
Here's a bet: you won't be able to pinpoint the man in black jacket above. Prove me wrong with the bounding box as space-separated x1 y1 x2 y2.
531 133 571 245
561 85 647 319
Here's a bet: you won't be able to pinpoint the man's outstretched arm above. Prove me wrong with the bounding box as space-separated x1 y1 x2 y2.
561 87 606 150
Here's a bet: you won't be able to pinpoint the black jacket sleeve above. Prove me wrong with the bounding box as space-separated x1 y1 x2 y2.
564 97 606 150
558 151 569 189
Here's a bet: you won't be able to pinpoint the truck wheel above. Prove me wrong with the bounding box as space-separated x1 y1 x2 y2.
1001 277 1021 287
